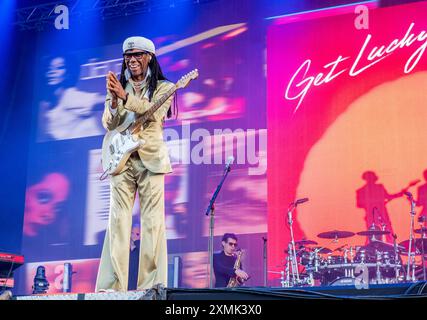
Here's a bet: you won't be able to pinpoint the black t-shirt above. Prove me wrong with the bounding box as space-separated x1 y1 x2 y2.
128 240 140 290
213 251 239 288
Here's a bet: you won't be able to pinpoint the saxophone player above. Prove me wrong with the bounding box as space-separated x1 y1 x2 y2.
213 233 249 287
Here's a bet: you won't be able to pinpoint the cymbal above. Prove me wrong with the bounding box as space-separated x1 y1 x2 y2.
317 230 355 239
399 240 417 254
414 227 427 235
295 239 318 246
364 240 398 252
311 247 332 254
286 247 309 256
398 239 427 254
357 230 390 236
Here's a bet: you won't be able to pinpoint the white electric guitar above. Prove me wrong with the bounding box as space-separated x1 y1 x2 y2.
100 69 199 178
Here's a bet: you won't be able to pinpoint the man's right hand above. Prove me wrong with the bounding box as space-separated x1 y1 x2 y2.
111 94 118 109
235 269 249 280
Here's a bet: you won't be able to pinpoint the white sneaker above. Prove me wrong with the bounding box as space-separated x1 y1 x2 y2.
97 289 116 293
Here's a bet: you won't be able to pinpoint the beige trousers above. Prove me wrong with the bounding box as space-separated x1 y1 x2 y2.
95 153 167 291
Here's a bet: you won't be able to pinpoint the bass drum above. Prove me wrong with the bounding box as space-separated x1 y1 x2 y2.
329 277 356 286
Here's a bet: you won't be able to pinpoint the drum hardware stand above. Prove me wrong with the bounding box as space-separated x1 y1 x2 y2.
283 244 292 287
375 250 382 284
371 208 381 242
307 271 314 287
368 222 380 243
279 270 286 288
410 252 416 282
350 246 355 263
343 248 354 278
303 250 316 287
288 242 300 286
268 270 286 287
418 216 427 281
421 234 426 281
333 235 339 244
306 249 319 287
380 222 387 243
392 234 401 282
405 192 416 281
348 246 356 279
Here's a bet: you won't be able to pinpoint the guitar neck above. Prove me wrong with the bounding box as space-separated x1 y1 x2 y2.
133 84 177 129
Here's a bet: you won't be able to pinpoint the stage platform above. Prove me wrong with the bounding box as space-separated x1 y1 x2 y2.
5 281 427 300
167 282 427 300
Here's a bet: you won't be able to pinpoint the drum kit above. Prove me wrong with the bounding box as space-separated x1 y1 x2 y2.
279 195 427 287
280 224 427 287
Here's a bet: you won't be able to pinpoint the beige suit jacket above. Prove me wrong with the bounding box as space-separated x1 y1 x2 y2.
102 79 174 174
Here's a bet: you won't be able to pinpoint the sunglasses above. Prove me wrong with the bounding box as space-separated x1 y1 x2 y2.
227 242 237 247
123 51 148 60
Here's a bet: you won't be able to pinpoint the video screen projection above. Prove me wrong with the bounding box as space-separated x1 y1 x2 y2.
267 1 427 280
18 1 267 294
17 0 427 293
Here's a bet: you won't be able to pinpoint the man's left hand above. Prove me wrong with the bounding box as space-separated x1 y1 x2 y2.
108 72 127 101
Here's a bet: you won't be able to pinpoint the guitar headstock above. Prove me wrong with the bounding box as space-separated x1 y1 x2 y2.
176 69 199 89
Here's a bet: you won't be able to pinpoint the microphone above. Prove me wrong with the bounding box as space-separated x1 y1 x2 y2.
205 156 234 216
404 191 413 198
224 156 235 172
295 198 309 205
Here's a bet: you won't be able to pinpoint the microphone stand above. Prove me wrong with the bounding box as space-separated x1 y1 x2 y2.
205 164 232 289
419 235 426 281
262 237 267 287
406 195 416 281
286 202 301 286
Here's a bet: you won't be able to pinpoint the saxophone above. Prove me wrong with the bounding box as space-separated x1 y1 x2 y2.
227 250 245 288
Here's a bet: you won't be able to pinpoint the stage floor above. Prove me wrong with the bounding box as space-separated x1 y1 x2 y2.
167 282 427 300
9 281 427 300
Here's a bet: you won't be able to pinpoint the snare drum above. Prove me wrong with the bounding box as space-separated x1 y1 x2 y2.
354 249 376 264
320 256 347 285
378 251 403 279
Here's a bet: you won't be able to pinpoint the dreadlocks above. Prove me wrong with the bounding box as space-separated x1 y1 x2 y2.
118 55 177 119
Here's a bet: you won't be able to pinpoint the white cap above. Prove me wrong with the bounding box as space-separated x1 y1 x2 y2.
122 36 155 54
